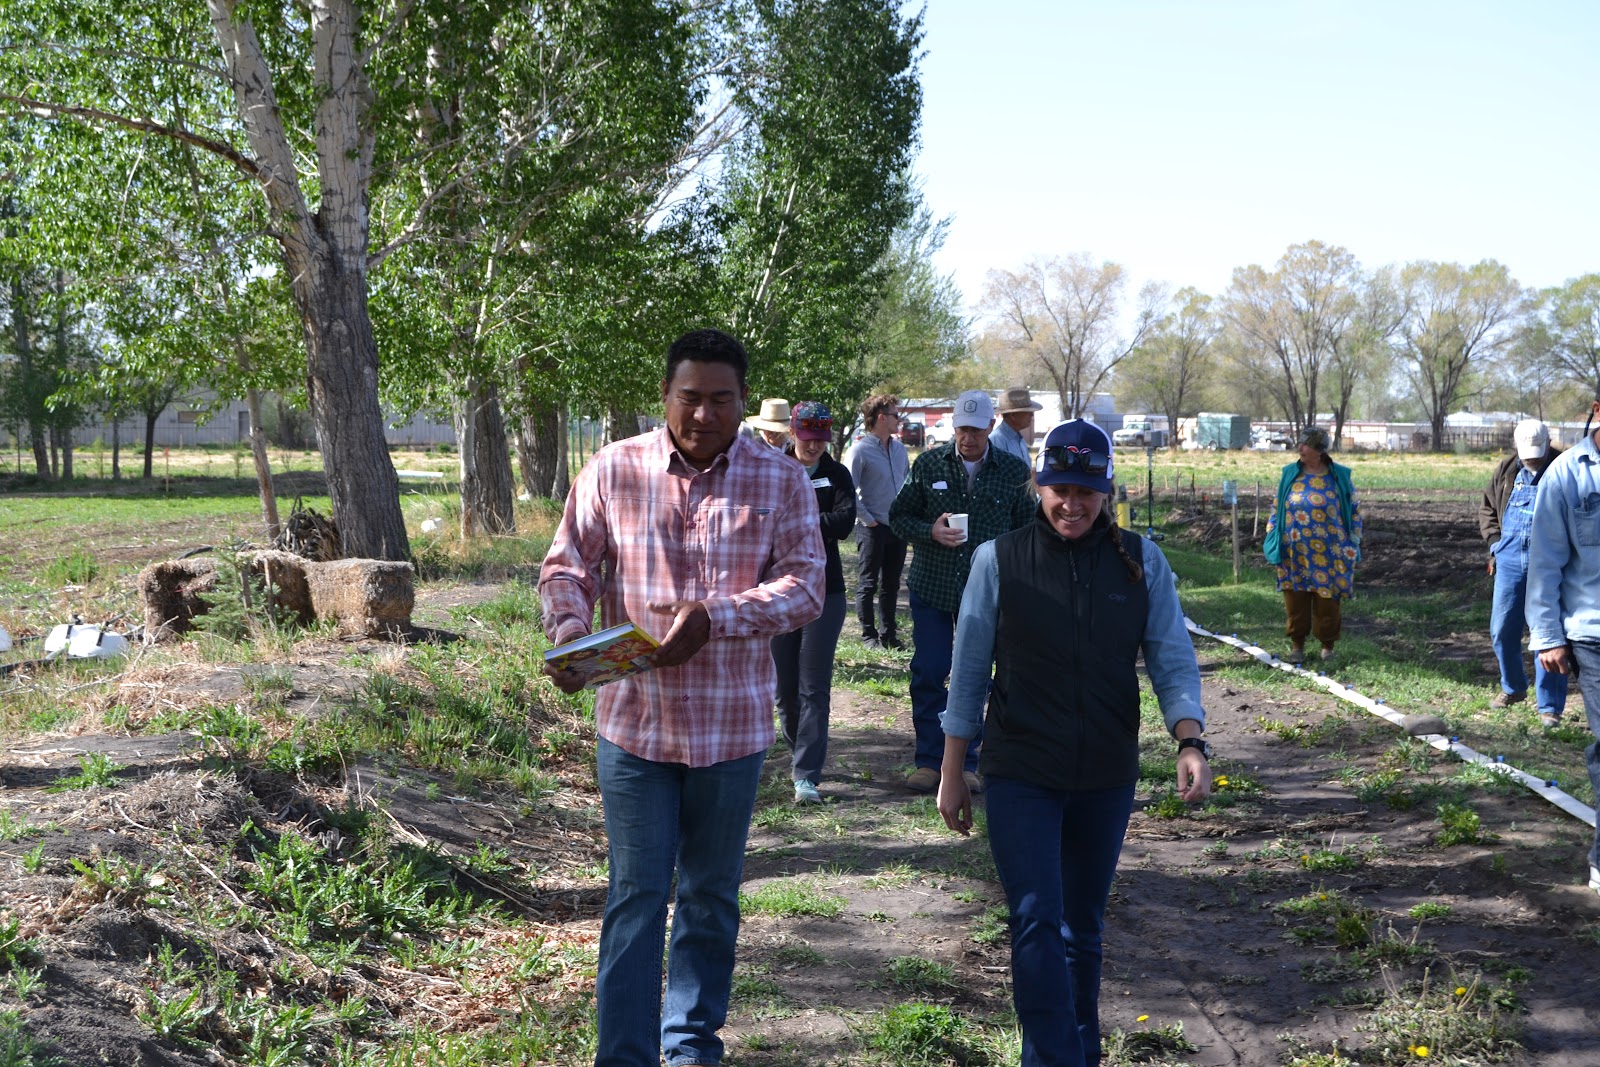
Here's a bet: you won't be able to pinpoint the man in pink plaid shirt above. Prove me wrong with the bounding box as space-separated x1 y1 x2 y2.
540 328 823 1067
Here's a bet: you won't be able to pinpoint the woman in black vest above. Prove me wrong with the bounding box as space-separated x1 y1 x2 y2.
773 401 856 804
936 419 1210 1067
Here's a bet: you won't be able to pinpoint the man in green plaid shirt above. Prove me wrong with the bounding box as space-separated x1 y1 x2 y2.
890 390 1036 794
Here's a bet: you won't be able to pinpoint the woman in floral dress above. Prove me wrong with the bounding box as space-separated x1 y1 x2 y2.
1262 426 1363 663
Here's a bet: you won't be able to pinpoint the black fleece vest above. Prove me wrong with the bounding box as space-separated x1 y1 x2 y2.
981 513 1149 791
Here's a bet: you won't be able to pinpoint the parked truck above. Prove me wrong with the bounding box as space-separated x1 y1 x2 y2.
1112 418 1168 449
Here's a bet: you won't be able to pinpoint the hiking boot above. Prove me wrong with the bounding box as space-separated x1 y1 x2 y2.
793 779 823 805
1539 712 1562 730
963 771 984 795
861 632 883 649
906 767 940 793
880 633 903 651
1286 644 1305 665
1320 645 1336 662
1491 690 1527 709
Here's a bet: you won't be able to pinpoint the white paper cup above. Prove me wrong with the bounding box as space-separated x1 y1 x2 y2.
947 513 969 542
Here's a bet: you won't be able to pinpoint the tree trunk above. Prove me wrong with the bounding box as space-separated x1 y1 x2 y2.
60 426 72 479
296 264 411 560
208 0 408 561
111 418 121 480
143 411 158 479
554 406 570 499
246 387 280 541
453 377 515 537
11 280 49 479
515 400 563 499
48 427 59 479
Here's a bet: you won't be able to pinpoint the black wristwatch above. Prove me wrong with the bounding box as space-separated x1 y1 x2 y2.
1177 737 1210 759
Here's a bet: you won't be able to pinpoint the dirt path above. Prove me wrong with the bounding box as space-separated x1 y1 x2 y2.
4 607 1600 1063
727 641 1600 1066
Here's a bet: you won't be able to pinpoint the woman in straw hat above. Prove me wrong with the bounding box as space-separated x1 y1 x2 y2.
745 397 792 449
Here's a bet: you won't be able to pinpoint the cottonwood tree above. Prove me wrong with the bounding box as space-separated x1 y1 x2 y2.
854 200 968 401
372 0 712 529
1537 274 1600 398
1397 260 1526 450
980 254 1161 419
1113 287 1217 442
716 0 924 421
1324 267 1404 447
1222 241 1363 433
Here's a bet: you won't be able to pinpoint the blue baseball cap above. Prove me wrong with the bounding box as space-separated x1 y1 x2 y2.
1034 419 1114 494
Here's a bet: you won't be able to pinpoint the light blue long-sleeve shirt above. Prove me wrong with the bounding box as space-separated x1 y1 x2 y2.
1527 430 1600 650
990 421 1031 468
940 535 1206 740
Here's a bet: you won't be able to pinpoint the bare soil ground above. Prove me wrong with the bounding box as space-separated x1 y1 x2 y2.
3 494 1599 1064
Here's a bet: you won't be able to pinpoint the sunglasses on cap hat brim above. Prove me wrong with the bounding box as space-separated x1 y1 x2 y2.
1042 445 1110 476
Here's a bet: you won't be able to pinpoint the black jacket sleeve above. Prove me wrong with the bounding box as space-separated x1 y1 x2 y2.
819 454 857 541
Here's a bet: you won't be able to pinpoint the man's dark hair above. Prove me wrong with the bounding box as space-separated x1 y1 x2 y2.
666 329 748 388
861 394 899 429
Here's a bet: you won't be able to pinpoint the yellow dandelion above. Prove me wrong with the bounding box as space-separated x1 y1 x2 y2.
1214 775 1230 787
1455 986 1467 996
1416 1047 1431 1058
1136 1015 1148 1023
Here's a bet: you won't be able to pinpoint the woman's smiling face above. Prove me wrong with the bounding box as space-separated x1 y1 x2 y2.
1039 483 1107 540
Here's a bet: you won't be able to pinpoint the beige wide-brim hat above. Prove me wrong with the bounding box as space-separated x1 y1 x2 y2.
996 386 1042 414
747 397 792 433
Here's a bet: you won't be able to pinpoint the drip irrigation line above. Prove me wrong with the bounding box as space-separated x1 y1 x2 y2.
1186 617 1597 830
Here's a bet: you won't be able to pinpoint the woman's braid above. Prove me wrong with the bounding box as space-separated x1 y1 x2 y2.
1106 510 1144 583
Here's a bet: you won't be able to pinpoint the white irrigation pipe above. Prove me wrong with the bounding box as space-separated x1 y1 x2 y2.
1186 617 1597 830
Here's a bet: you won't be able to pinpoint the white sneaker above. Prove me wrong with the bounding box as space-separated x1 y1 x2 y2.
793 780 823 805
1589 866 1600 893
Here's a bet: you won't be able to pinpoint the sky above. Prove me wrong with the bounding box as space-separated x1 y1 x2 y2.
917 1 1600 316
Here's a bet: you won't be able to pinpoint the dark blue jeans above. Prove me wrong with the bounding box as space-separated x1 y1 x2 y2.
594 738 765 1067
1491 546 1569 715
1572 641 1600 873
773 592 847 783
985 776 1136 1067
908 588 979 772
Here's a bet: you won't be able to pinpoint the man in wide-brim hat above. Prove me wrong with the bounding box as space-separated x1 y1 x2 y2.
991 386 1042 466
746 397 792 448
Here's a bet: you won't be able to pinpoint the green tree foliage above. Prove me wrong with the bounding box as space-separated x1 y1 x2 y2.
857 200 969 400
716 0 924 419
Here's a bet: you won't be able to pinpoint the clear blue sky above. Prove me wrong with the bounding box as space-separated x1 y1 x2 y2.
917 1 1600 312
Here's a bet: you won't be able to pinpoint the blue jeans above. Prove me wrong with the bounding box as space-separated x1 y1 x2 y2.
773 592 847 783
1571 642 1600 873
985 776 1136 1067
594 738 765 1067
909 588 979 772
1491 546 1569 715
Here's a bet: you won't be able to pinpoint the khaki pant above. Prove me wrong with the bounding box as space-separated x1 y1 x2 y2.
1283 590 1342 648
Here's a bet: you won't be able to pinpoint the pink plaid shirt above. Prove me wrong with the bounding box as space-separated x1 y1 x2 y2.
539 428 825 766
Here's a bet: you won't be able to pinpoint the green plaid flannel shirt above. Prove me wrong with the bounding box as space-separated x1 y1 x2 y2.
889 442 1036 613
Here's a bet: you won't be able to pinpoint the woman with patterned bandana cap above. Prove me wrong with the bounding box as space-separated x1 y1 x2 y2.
1262 425 1363 664
773 401 855 805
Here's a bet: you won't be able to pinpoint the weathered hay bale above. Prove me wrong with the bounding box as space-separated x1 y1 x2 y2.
137 558 218 641
302 558 415 637
138 553 414 642
248 550 315 625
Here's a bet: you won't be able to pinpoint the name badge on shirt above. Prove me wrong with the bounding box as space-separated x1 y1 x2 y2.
810 476 832 489
932 480 949 490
